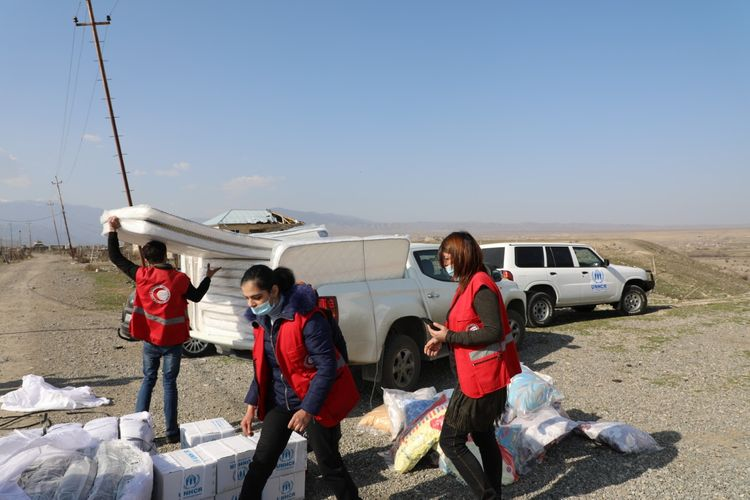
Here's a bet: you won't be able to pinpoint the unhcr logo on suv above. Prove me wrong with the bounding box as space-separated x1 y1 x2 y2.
591 269 608 291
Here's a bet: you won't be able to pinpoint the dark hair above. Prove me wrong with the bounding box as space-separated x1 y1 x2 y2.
438 231 486 292
142 240 167 264
240 265 295 294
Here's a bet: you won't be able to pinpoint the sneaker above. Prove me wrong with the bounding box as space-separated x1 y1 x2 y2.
167 434 180 444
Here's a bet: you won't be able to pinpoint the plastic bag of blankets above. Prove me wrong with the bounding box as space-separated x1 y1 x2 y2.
0 412 155 499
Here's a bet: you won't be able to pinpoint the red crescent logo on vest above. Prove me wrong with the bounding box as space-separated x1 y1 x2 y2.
149 284 171 304
467 323 479 331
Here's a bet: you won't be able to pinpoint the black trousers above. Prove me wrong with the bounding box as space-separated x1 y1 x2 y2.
239 406 359 500
439 422 502 500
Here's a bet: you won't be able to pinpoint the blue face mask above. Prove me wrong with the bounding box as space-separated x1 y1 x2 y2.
251 300 273 316
444 265 454 277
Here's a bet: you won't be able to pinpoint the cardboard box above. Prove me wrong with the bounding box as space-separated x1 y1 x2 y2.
269 431 307 476
263 470 306 500
214 488 241 500
212 471 305 500
152 447 218 500
195 434 257 493
180 417 236 449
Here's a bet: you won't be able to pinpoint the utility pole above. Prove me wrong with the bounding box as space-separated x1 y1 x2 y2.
75 0 134 207
52 176 76 258
75 3 145 266
48 201 62 247
26 222 32 247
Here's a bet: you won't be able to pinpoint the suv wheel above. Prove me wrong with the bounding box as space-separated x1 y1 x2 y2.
528 291 554 327
620 285 647 315
182 338 216 358
381 333 421 392
507 309 526 347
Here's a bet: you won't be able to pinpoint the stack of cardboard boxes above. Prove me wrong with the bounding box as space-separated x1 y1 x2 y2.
153 418 306 500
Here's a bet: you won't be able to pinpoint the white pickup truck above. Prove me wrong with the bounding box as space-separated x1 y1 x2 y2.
106 205 526 391
181 241 526 391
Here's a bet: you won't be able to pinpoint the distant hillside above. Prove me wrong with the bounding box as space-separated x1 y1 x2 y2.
4 200 746 249
587 238 750 300
270 207 666 238
0 201 104 246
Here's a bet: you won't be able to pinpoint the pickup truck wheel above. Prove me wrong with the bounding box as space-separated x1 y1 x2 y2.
527 291 554 327
620 285 647 315
182 338 215 358
507 309 526 347
572 305 596 313
381 334 421 392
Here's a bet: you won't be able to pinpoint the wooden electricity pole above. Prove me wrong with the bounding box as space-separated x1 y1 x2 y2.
52 176 76 258
48 201 62 247
75 0 134 207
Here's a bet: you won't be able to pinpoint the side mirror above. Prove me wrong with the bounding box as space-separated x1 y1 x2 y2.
603 259 610 267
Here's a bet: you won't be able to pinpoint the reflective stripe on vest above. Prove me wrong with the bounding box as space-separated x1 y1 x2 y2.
132 306 187 326
468 335 515 362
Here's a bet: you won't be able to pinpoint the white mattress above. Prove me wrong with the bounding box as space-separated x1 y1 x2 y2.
100 205 328 258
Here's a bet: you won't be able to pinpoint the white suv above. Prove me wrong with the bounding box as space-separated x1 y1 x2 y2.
481 243 655 327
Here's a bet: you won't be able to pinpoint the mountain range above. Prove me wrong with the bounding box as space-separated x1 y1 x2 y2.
0 200 735 246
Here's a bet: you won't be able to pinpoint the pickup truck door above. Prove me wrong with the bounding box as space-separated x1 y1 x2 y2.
572 246 620 302
411 249 456 323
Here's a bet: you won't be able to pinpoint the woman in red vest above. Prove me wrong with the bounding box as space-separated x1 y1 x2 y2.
238 265 360 500
424 231 522 499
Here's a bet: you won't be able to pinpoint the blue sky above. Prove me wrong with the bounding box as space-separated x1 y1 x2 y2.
1 1 749 225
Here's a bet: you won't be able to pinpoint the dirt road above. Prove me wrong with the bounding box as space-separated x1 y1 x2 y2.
2 254 749 499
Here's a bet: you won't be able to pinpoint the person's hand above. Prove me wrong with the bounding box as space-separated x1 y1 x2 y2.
205 263 222 278
107 216 121 231
241 405 256 436
426 321 449 342
424 338 442 358
288 409 313 433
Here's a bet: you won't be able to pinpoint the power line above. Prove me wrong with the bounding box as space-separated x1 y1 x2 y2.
55 24 80 178
0 215 57 223
75 1 134 207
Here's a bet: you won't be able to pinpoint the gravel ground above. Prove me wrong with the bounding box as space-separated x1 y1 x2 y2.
1 254 749 499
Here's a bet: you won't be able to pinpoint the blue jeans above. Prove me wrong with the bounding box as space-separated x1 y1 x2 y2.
135 342 182 438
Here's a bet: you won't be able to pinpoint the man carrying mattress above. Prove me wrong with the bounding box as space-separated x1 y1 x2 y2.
107 216 221 443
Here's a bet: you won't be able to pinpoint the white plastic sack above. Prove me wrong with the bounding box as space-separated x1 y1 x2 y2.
437 439 518 486
0 375 110 412
0 427 152 500
87 440 153 500
119 411 155 453
504 364 564 422
382 386 437 440
578 421 663 454
514 406 578 451
0 429 44 468
83 416 120 442
0 426 98 498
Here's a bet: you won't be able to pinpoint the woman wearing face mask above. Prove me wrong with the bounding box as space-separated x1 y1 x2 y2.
238 265 360 500
424 231 521 499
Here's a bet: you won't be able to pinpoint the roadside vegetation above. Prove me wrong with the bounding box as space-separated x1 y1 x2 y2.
89 266 133 311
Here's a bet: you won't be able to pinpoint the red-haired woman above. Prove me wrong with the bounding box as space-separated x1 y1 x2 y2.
424 231 522 499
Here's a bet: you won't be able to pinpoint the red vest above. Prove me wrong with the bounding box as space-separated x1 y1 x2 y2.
447 272 522 398
252 309 360 427
131 266 191 346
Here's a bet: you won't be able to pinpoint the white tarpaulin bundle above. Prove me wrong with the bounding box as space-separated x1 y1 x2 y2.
0 417 154 499
0 375 111 412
